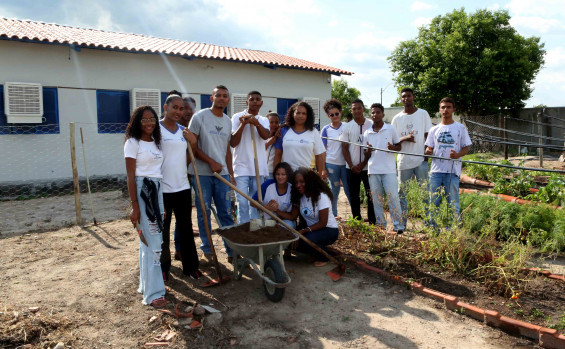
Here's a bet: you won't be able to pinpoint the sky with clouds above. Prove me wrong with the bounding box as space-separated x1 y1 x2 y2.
1 0 563 108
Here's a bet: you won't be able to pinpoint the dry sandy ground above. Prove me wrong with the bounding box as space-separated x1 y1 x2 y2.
1 216 533 348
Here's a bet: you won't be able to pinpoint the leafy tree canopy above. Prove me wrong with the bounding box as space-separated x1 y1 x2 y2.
331 78 361 119
388 8 545 116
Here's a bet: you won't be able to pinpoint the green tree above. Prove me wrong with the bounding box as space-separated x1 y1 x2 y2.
331 78 361 119
388 8 545 116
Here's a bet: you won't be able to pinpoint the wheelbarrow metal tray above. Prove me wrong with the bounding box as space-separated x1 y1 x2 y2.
216 223 298 263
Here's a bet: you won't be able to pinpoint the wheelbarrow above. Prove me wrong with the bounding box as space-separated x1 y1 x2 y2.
215 223 298 302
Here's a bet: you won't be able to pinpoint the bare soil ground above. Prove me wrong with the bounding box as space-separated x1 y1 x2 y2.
3 190 546 349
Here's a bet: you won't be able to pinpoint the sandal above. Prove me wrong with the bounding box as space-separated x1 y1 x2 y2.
150 297 169 308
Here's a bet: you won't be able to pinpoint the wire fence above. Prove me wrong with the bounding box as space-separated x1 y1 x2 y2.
0 122 130 235
462 112 565 155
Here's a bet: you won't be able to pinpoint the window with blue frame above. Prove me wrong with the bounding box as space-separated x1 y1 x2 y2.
96 90 130 133
277 98 298 124
0 86 60 135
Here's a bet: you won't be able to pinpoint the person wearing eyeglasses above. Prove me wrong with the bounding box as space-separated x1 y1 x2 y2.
124 105 166 307
320 98 350 218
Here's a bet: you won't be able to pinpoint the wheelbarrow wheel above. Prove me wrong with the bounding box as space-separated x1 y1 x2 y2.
263 258 285 302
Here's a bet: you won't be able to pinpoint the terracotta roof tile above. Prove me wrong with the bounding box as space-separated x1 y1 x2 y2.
0 18 352 75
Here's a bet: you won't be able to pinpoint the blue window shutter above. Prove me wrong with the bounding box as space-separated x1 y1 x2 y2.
96 90 130 133
277 98 298 124
0 86 8 134
0 86 60 135
160 92 168 117
35 88 59 134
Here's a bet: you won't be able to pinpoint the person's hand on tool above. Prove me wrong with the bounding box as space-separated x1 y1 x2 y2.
182 128 197 148
208 160 223 173
364 141 375 159
130 203 140 228
266 200 279 212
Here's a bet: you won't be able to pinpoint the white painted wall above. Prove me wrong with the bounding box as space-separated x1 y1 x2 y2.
0 40 334 183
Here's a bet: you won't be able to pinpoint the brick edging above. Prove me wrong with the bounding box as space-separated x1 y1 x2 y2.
523 267 565 282
346 256 565 349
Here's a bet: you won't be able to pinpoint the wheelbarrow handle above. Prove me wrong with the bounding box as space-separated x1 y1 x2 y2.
212 172 341 267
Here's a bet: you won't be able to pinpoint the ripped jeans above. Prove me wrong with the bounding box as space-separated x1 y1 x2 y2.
135 176 166 305
326 163 350 217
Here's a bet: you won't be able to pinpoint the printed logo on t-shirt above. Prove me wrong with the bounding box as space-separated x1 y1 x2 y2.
438 131 455 149
210 126 229 137
149 149 162 160
400 124 418 137
301 207 312 217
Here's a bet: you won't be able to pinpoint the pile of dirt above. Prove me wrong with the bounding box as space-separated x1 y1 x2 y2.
218 223 296 244
0 305 77 348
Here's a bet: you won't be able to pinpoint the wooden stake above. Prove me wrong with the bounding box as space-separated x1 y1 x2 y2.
69 123 82 225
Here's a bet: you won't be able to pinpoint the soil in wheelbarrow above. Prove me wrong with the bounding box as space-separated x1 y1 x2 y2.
219 223 295 244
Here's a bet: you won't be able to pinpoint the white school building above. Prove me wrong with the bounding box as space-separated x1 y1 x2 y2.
0 18 352 187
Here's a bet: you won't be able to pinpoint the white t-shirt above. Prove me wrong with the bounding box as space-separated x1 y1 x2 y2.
363 123 400 175
300 193 338 229
321 123 346 165
266 144 276 174
339 118 373 170
188 108 232 176
124 138 163 178
274 127 326 171
159 122 190 193
391 108 433 170
231 110 270 177
425 122 472 176
264 180 292 220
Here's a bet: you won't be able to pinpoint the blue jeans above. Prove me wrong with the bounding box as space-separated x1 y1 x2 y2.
135 177 166 305
326 163 350 217
368 173 404 231
235 175 263 224
296 227 339 261
398 161 429 227
192 175 234 257
428 172 460 227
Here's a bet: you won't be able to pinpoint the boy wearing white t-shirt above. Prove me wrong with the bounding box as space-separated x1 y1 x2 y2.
363 103 404 233
230 91 270 224
339 99 376 224
391 88 433 228
425 97 472 226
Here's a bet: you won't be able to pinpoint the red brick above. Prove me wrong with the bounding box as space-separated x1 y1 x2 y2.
485 310 502 327
444 295 458 311
499 316 541 340
539 328 565 349
420 287 449 303
455 301 485 322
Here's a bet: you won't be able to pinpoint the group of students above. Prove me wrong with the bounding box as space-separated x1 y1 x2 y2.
124 85 472 307
322 88 472 235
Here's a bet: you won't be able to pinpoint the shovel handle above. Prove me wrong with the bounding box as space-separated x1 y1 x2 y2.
212 172 341 267
187 145 223 281
250 125 265 223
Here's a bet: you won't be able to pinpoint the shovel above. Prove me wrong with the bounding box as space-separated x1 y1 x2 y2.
212 173 345 281
186 144 229 287
250 124 266 228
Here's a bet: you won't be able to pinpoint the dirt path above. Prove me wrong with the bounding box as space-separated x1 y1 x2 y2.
0 218 531 348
